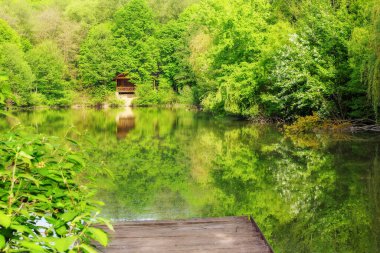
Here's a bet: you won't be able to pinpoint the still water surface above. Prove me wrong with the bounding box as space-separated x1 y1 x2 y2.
1 108 379 252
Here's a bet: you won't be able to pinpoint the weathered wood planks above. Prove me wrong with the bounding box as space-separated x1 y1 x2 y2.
96 216 273 253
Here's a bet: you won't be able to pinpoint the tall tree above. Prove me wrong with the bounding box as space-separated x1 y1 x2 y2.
367 2 380 118
78 23 120 88
0 19 34 105
112 0 159 83
26 41 67 101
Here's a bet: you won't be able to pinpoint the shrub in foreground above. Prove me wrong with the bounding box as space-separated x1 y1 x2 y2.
0 129 112 252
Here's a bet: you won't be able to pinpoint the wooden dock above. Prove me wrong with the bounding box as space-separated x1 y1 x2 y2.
97 216 273 253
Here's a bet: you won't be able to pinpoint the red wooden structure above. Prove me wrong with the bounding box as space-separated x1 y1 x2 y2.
114 73 135 94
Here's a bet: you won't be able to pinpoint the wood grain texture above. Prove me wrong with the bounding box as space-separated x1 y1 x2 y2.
96 216 273 253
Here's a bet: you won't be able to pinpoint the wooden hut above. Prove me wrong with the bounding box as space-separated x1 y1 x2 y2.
114 73 136 94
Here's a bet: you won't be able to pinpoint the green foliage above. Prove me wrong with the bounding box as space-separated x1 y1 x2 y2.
0 72 11 106
88 86 115 106
262 35 334 119
0 19 21 46
28 92 47 106
113 0 156 42
156 19 194 91
78 23 119 89
65 0 100 25
152 0 379 120
0 129 111 252
107 96 125 107
111 0 159 84
0 43 35 106
0 18 33 106
134 83 160 105
0 0 379 117
10 107 376 252
202 63 261 117
26 41 69 104
177 85 194 105
349 2 380 119
148 0 199 23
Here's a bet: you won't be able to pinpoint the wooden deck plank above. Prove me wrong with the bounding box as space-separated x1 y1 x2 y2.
97 216 273 253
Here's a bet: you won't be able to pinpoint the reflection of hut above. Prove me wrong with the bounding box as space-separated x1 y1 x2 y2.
114 73 136 94
116 108 135 140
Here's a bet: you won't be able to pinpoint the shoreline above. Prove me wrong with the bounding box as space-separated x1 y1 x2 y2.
3 105 380 133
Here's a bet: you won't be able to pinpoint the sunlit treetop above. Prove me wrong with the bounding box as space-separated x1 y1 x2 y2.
0 19 21 45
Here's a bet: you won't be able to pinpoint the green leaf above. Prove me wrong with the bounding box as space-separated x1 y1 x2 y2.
55 225 67 236
80 244 98 253
0 234 5 249
19 241 45 253
30 194 49 203
60 211 79 222
19 174 40 187
10 224 34 234
19 151 34 160
65 138 78 145
97 217 114 232
66 155 85 167
54 237 77 252
86 227 108 247
0 211 11 228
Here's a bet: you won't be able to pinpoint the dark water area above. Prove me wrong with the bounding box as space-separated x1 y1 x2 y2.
1 108 379 253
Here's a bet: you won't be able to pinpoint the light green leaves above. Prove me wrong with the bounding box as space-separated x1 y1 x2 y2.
19 151 34 160
0 131 110 252
97 217 114 232
80 244 99 253
0 234 5 249
60 211 79 222
53 237 77 252
67 155 85 167
18 174 40 186
0 211 11 228
19 241 45 253
86 227 109 247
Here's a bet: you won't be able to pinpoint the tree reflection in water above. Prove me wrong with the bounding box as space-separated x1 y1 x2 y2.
2 108 379 252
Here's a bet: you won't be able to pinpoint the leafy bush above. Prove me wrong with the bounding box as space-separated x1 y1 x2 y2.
157 77 177 105
0 129 112 252
48 91 74 107
134 84 160 106
89 86 113 106
262 34 335 120
26 41 68 101
284 114 323 134
27 93 47 106
107 95 125 107
177 86 194 105
0 72 11 107
284 113 353 134
0 43 35 106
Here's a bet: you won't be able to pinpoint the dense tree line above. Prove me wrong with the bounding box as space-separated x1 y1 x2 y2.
0 0 379 120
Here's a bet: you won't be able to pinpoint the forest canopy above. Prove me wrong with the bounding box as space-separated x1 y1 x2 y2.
0 0 379 120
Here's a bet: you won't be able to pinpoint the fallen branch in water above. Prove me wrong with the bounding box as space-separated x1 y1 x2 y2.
348 124 380 132
285 114 380 134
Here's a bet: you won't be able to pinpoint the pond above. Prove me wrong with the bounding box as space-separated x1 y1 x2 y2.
1 107 379 253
